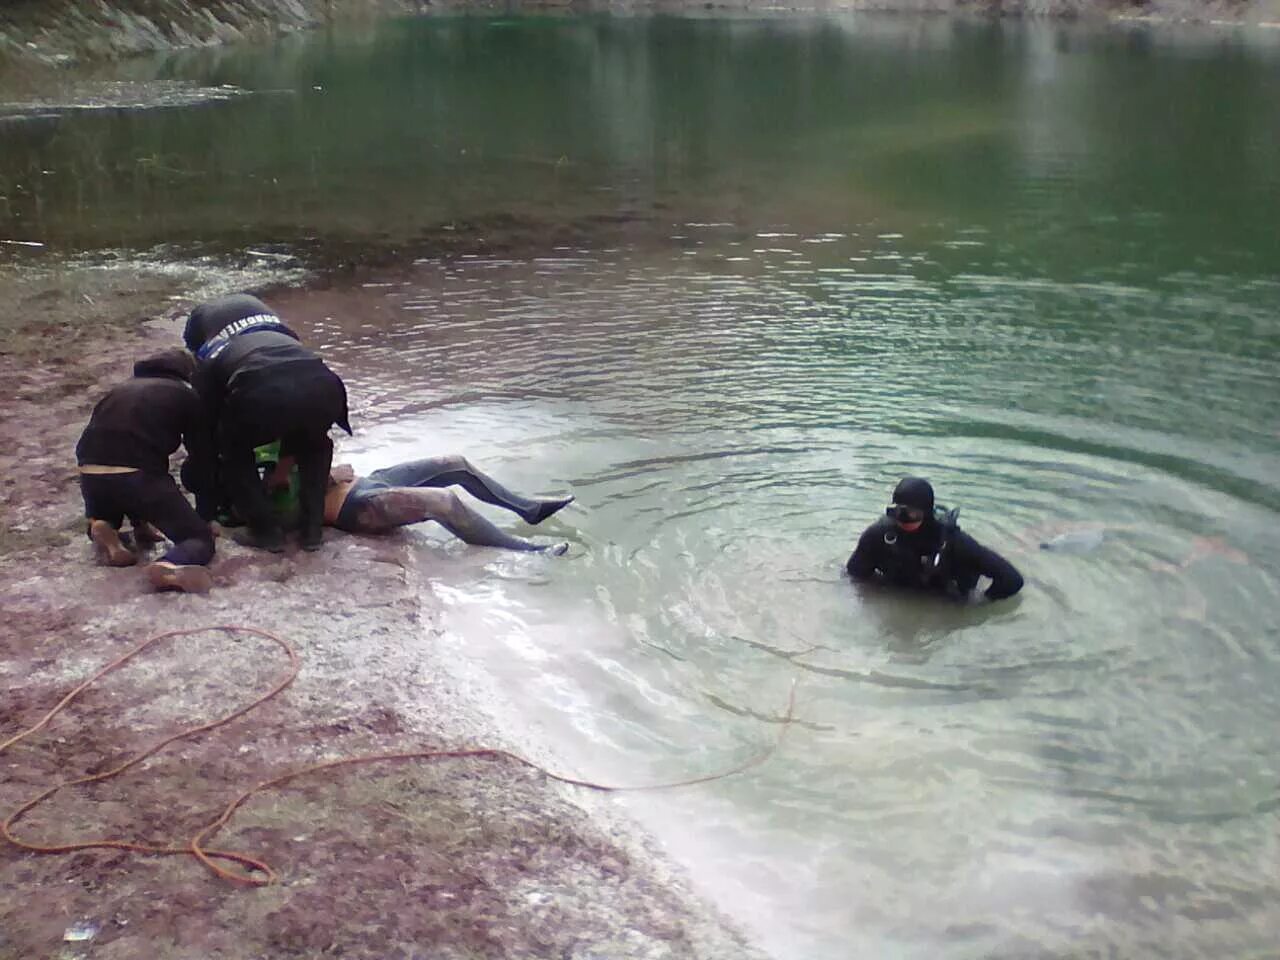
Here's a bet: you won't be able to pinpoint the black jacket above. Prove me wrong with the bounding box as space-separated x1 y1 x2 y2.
846 515 1024 601
75 353 214 488
183 294 351 435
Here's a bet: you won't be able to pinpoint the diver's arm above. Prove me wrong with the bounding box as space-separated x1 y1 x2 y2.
191 362 225 440
177 389 216 501
846 526 881 580
958 533 1024 600
187 365 228 520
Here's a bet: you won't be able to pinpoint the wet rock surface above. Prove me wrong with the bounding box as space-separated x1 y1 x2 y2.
0 291 764 960
0 0 429 65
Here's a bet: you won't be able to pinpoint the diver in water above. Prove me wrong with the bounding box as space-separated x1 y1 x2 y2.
184 293 350 554
846 477 1023 601
75 348 217 593
253 453 574 553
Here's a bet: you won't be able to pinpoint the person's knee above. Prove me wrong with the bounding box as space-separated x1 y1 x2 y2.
166 529 215 566
420 488 463 520
439 454 468 473
189 534 216 565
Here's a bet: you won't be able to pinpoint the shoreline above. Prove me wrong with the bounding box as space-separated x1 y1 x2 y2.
1 0 1278 67
0 276 766 959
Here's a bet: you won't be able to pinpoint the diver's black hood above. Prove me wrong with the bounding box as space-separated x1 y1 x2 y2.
132 347 195 382
892 476 935 512
183 293 276 352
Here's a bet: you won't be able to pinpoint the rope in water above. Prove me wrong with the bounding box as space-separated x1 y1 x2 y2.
1 625 795 887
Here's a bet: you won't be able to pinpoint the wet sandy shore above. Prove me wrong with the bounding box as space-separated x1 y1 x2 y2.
0 270 765 960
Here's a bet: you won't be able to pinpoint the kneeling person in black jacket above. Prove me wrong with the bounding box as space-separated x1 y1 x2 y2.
185 293 351 553
846 477 1023 601
75 348 216 593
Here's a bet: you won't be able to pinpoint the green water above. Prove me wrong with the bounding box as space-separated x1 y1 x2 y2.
3 17 1278 277
4 14 1280 959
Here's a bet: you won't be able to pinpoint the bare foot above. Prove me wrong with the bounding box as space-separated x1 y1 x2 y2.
90 520 137 567
146 561 212 594
132 521 166 545
526 495 574 525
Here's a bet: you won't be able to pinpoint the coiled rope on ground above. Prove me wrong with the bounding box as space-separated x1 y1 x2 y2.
1 625 795 886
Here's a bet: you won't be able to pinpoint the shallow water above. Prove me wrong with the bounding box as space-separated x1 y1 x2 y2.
6 13 1280 958
274 235 1280 957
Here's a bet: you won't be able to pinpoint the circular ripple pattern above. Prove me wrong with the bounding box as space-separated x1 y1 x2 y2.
275 226 1280 960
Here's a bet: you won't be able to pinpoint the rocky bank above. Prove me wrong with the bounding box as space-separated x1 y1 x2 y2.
2 0 1278 67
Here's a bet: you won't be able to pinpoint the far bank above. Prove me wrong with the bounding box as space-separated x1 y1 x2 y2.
2 0 1279 66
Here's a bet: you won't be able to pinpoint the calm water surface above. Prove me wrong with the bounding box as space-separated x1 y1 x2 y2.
5 14 1280 959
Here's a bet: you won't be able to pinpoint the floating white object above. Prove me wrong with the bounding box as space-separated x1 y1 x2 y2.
1040 529 1106 553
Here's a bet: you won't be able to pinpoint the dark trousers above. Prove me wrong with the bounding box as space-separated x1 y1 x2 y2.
80 472 214 565
219 365 346 540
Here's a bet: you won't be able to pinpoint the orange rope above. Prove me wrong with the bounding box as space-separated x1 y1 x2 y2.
1 626 300 876
2 626 795 886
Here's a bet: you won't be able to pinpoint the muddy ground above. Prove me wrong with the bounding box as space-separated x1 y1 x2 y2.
0 264 765 960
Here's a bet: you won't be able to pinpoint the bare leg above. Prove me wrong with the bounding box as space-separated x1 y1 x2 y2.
356 488 565 553
367 456 573 525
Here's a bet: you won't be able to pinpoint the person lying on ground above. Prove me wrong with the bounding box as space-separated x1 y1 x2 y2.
74 348 217 593
846 476 1023 601
259 455 574 554
184 293 351 554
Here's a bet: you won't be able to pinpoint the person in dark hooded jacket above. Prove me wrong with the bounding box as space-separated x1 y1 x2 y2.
75 347 216 593
846 476 1023 601
184 293 350 553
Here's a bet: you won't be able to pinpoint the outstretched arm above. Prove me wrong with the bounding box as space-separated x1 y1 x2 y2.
178 388 218 516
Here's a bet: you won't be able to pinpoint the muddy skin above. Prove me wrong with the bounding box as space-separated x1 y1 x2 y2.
358 454 574 526
356 487 553 553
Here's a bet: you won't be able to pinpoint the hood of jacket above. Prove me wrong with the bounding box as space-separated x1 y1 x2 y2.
183 293 277 352
132 347 195 382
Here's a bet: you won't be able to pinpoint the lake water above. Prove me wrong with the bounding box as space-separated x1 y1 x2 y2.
4 13 1280 958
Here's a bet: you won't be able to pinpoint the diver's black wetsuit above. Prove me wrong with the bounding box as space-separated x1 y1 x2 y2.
846 515 1024 600
184 294 350 546
75 350 215 566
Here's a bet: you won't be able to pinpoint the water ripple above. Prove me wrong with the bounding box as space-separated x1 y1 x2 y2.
273 228 1280 960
